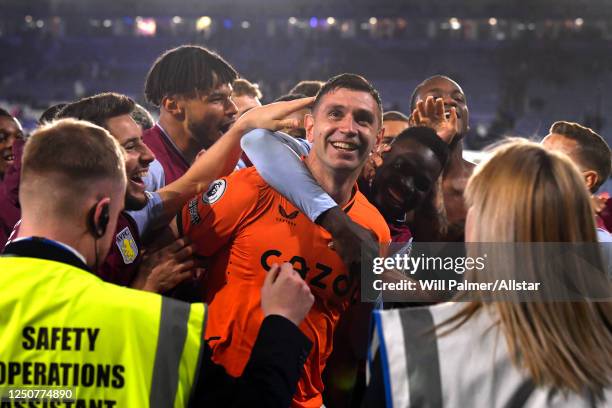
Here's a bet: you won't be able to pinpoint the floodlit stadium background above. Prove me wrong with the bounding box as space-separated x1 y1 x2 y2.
1 0 611 186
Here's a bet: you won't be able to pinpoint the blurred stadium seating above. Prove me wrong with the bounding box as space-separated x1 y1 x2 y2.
1 0 611 151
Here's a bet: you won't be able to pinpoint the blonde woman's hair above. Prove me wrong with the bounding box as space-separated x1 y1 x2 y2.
444 139 612 398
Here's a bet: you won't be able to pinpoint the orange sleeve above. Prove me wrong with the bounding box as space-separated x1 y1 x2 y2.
352 193 392 245
180 170 262 256
378 222 391 245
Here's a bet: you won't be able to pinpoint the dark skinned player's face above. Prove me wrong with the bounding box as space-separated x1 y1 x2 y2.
371 139 443 221
0 116 24 177
182 83 238 150
413 77 469 137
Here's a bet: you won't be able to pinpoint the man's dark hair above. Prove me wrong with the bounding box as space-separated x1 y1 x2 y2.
0 108 12 119
289 80 324 97
550 121 611 192
410 75 462 111
145 45 238 107
38 103 67 124
313 74 383 123
131 103 155 130
232 78 262 99
274 93 308 103
383 111 409 123
392 126 450 167
57 93 135 129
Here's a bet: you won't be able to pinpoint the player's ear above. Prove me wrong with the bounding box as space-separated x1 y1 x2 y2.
304 114 315 143
161 95 184 120
88 197 112 239
583 170 598 192
375 126 385 149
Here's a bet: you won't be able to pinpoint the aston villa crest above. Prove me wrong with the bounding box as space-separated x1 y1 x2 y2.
116 227 138 264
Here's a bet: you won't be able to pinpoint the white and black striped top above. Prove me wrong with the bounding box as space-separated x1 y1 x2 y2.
365 302 611 407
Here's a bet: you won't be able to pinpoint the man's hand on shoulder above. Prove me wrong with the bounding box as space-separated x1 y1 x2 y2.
317 206 379 279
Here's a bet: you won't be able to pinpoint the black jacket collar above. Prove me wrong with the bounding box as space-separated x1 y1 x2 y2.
2 237 90 272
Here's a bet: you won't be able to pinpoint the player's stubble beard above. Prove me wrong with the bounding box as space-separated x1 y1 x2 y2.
188 120 217 151
124 192 148 212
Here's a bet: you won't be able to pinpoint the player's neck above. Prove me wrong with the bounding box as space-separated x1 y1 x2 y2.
444 138 466 176
305 156 357 207
17 217 94 267
158 112 201 164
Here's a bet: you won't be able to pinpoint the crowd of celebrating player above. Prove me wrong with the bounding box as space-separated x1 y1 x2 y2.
0 44 610 407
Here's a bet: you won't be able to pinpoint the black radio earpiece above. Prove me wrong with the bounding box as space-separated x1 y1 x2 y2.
98 203 110 237
88 202 110 239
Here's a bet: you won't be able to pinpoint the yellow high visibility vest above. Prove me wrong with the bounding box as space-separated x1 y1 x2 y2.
0 256 206 407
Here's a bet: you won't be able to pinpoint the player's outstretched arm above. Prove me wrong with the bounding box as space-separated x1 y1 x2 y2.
154 97 314 224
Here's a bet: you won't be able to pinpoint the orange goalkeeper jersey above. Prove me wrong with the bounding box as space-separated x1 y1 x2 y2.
180 167 390 408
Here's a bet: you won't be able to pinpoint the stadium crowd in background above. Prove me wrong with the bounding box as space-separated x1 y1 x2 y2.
0 43 610 407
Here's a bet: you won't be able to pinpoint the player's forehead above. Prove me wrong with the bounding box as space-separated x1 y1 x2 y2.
390 141 440 172
390 138 429 157
208 82 233 97
233 94 261 107
417 77 464 98
105 114 141 143
188 81 233 103
0 115 21 132
317 88 381 120
383 120 409 136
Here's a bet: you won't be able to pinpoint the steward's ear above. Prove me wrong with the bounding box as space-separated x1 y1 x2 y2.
89 197 112 239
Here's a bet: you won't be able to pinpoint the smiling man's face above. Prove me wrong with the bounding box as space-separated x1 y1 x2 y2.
0 115 24 177
305 88 382 174
371 138 443 221
181 82 238 150
105 114 154 211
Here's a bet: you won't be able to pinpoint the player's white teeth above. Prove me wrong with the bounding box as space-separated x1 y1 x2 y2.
131 169 148 182
445 109 460 119
331 141 358 151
